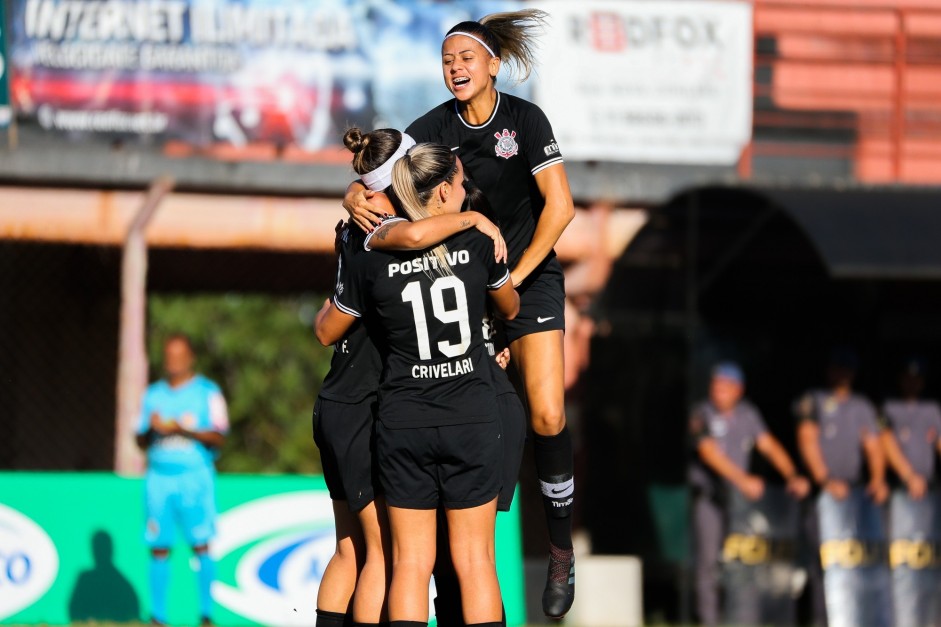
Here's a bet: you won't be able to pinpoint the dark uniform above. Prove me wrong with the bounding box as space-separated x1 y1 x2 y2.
335 227 511 509
796 390 886 627
406 91 565 343
688 400 768 626
883 398 941 627
314 225 383 513
482 312 527 512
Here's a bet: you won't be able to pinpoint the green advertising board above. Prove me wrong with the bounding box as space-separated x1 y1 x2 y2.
0 473 526 626
0 0 9 128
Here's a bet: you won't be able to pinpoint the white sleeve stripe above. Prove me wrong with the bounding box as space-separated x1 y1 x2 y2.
488 268 511 289
531 157 564 176
332 296 362 318
363 217 408 251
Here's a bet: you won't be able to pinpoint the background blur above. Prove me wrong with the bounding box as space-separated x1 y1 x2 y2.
2 0 941 624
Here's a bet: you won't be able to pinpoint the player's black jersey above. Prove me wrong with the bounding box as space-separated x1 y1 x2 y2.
334 225 511 429
481 312 516 397
406 92 564 269
321 225 382 403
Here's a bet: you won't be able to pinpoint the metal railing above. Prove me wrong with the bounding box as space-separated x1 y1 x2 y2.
742 1 941 183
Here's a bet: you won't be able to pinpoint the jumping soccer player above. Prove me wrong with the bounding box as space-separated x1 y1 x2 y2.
344 10 578 617
318 143 519 627
135 334 228 626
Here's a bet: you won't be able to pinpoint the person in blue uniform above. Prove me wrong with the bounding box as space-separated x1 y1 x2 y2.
135 334 229 626
689 362 810 625
344 11 579 618
318 143 519 627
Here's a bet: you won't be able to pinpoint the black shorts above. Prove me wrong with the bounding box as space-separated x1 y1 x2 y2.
498 392 527 512
504 257 565 344
312 395 380 513
376 419 502 510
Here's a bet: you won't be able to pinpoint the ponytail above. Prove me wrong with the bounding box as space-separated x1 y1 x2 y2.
390 144 460 277
446 9 548 84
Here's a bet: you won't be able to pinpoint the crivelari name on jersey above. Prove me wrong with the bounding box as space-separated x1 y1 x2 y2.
412 357 475 379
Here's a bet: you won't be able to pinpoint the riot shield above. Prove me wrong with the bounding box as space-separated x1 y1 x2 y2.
817 488 892 627
721 485 801 626
889 488 941 627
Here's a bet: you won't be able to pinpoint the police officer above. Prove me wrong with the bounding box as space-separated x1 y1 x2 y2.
689 362 810 626
880 358 941 627
795 348 889 626
881 358 941 501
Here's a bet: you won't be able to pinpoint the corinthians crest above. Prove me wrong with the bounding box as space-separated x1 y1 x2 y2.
494 129 519 159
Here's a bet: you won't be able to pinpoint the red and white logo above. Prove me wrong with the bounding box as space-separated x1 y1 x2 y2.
494 129 518 159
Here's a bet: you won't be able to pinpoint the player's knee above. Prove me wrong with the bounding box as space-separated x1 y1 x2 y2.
192 544 209 555
451 550 496 580
530 407 566 436
152 548 170 558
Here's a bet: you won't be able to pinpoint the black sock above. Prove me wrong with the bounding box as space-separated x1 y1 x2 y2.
534 427 574 550
316 609 348 627
433 579 464 627
389 622 427 627
434 507 465 627
465 623 502 627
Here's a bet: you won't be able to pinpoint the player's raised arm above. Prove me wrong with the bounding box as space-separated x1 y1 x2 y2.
368 211 506 263
343 180 387 233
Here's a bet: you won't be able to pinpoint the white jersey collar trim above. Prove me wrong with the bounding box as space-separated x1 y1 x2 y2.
455 91 501 130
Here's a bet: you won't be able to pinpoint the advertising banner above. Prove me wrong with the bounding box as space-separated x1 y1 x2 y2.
721 486 800 627
7 0 523 150
889 488 941 627
817 489 892 627
531 0 753 165
0 0 10 128
0 472 526 626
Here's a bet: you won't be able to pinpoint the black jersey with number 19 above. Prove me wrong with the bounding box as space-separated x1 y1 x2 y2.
334 223 510 429
407 92 563 269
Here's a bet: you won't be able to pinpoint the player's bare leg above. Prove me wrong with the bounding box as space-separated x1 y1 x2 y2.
353 497 392 624
387 506 437 623
317 501 365 627
511 329 576 618
446 498 502 624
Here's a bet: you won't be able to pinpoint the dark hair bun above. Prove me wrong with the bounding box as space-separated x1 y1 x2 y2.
343 127 368 153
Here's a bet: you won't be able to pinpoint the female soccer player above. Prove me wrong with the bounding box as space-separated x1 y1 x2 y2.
312 128 509 627
318 143 519 627
344 10 577 617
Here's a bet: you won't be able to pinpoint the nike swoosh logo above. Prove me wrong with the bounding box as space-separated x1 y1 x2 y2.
537 316 555 323
550 487 568 495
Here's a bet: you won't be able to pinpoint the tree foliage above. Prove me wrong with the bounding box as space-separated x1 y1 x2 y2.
147 293 332 474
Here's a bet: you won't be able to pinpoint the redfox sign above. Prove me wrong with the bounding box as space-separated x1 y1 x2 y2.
533 0 753 165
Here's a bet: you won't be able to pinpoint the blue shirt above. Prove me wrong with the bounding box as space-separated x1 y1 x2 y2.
137 375 229 474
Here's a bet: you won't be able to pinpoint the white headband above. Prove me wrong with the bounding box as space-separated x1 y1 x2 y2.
360 133 417 192
444 31 497 58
